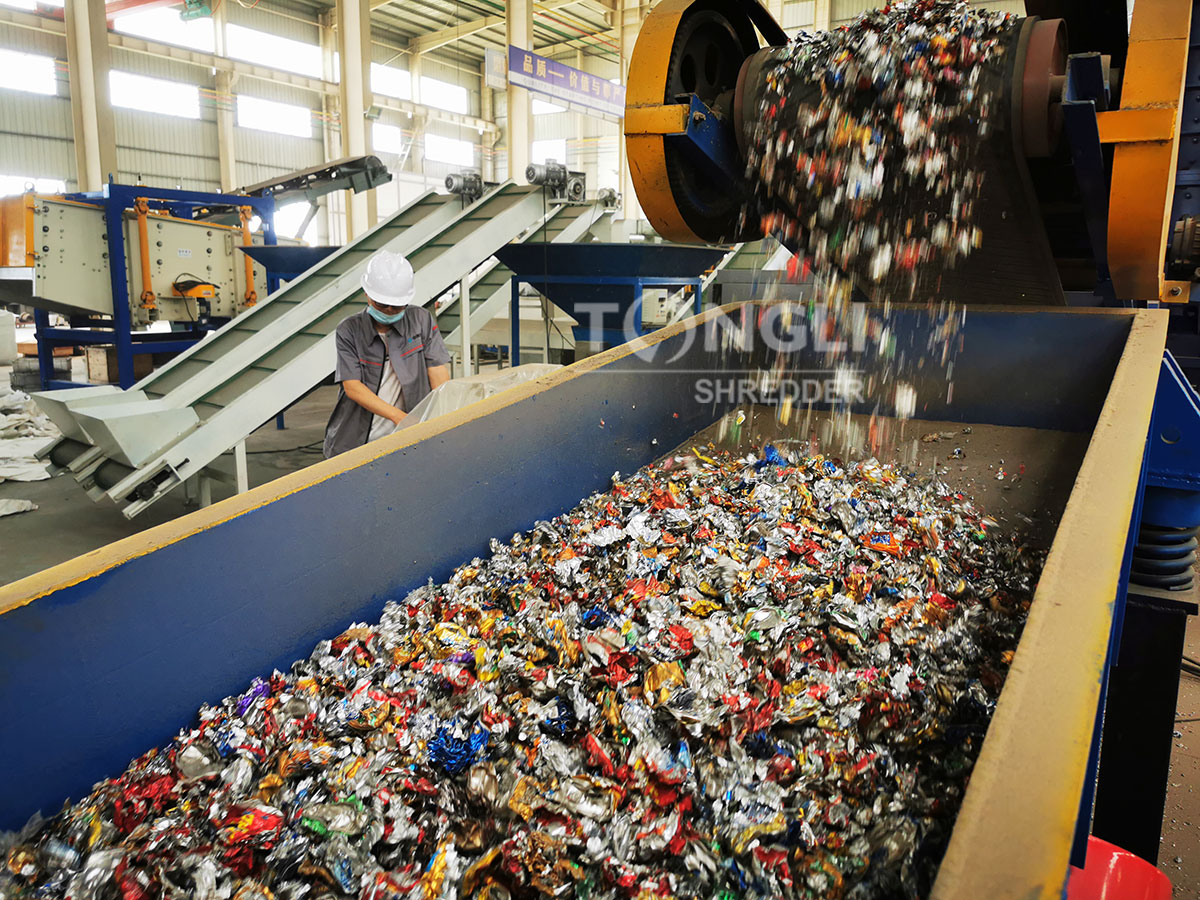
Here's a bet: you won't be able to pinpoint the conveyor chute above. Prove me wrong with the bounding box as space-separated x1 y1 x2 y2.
34 183 603 517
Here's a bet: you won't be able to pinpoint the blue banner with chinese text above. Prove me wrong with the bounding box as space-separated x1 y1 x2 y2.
507 45 625 121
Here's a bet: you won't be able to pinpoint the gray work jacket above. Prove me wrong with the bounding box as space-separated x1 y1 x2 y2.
323 306 451 458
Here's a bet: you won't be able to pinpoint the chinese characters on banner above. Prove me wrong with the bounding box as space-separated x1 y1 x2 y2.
507 45 625 122
484 48 507 91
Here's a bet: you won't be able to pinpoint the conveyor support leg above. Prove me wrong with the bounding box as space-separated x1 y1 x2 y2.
510 277 521 368
234 440 248 495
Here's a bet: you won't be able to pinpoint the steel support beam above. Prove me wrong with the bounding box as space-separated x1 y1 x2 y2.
458 275 471 376
212 1 237 193
814 0 831 31
64 0 118 191
616 0 642 222
214 71 238 192
481 59 498 182
337 0 375 238
507 0 534 180
408 53 428 176
0 7 500 139
537 29 620 58
319 11 342 243
575 49 586 192
103 0 175 17
412 15 504 54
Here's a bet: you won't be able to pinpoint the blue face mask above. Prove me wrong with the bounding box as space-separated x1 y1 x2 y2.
367 304 406 325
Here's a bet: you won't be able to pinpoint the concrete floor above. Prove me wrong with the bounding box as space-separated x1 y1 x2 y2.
3 362 1200 894
1163 611 1200 896
0 358 337 586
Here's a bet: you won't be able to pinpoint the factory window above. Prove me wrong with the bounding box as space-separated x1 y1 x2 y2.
112 7 216 53
371 63 411 100
273 201 318 244
532 98 566 115
372 122 408 156
237 95 312 139
532 138 568 165
781 3 812 31
424 134 474 167
225 24 322 79
0 175 66 197
0 48 57 96
420 76 468 114
110 71 201 120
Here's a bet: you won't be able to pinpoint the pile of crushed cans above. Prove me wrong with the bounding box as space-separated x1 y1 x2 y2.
4 441 1041 900
744 0 1015 295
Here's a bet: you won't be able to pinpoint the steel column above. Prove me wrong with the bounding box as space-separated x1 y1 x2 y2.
617 0 645 222
336 0 373 238
103 189 136 388
506 0 533 180
459 275 471 376
212 1 237 193
481 58 497 183
34 309 58 388
64 0 118 192
234 440 248 494
814 0 831 30
214 72 238 193
510 276 521 367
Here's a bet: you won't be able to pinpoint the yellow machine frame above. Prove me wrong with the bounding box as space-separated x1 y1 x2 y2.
1101 0 1194 301
623 0 708 242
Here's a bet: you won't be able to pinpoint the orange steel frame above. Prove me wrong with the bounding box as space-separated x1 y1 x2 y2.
1097 0 1192 301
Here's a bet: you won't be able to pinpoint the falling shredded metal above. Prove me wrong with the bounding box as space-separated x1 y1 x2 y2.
744 0 1014 298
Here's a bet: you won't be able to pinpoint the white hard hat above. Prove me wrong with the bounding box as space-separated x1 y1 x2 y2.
361 250 416 307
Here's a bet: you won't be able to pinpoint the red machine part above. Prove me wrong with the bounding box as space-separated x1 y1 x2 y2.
1066 837 1172 900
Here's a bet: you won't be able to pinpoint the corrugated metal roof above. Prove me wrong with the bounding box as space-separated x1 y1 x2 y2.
365 0 620 66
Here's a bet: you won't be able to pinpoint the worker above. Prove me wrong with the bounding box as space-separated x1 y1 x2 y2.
323 251 451 457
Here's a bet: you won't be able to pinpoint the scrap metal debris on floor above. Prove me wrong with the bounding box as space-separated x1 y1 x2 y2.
2 439 1041 900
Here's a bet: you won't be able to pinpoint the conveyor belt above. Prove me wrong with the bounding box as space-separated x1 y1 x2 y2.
702 240 779 306
36 182 562 517
438 202 607 346
139 191 462 410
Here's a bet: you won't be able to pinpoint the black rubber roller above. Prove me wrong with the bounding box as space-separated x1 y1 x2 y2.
94 459 136 491
47 439 90 469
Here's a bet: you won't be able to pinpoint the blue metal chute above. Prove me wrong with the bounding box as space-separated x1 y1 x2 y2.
238 244 340 282
494 241 728 352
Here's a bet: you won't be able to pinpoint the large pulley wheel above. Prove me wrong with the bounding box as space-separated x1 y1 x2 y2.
1019 17 1068 157
624 0 785 243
